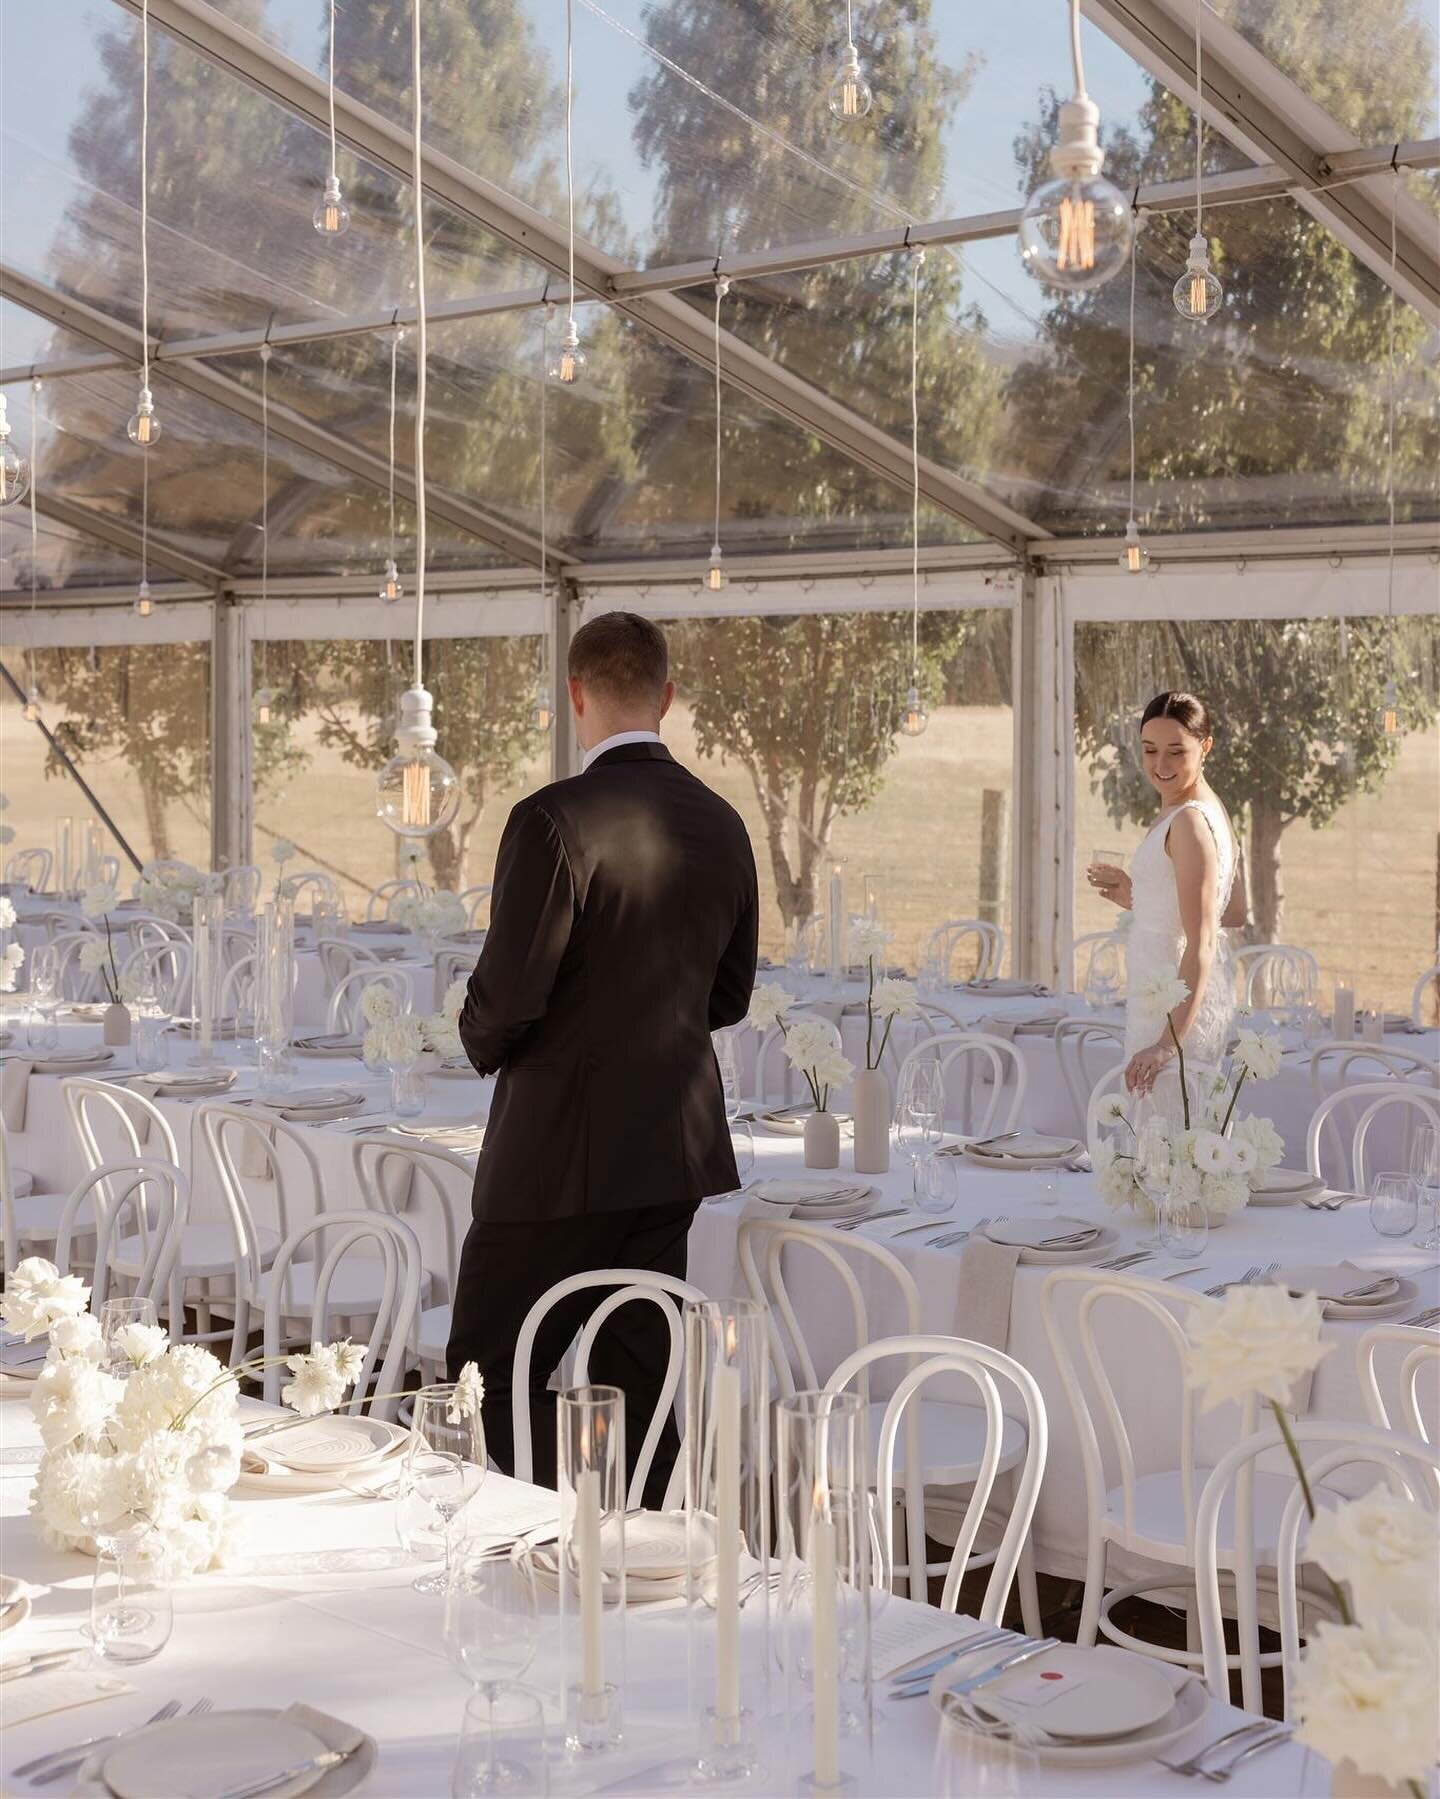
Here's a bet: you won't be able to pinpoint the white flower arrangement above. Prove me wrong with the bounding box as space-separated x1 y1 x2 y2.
77 885 127 1004
783 1018 854 1114
135 862 204 924
80 881 116 920
1292 1618 1438 1789
360 977 466 1067
392 889 467 942
1184 1284 1332 1413
865 974 919 1070
271 839 296 864
0 895 16 930
746 981 796 1034
3 1259 364 1577
847 915 891 962
1306 1488 1439 1635
1 940 24 994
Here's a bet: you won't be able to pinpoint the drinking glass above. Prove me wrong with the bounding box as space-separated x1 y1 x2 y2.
1133 1115 1172 1248
389 1056 427 1117
90 1529 173 1665
99 1296 158 1376
1084 939 1123 1009
1408 1125 1440 1250
396 1449 467 1592
1369 1173 1418 1240
134 1012 170 1073
714 1031 742 1122
731 1121 754 1185
913 1151 955 1215
445 1545 540 1698
452 1687 548 1798
933 1711 1041 1798
1159 1193 1210 1260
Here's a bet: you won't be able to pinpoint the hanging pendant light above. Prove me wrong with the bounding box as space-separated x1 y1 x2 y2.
549 0 587 385
379 326 404 602
1173 4 1223 321
826 2 873 119
1120 218 1149 571
1020 0 1132 292
313 2 351 235
133 422 154 615
531 309 554 732
898 251 928 739
377 0 460 839
706 273 730 592
1377 172 1403 741
22 383 41 721
0 395 31 507
127 0 162 445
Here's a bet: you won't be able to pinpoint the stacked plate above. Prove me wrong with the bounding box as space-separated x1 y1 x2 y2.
749 1178 876 1222
958 1132 1082 1172
1273 1262 1418 1321
957 979 1054 998
1250 1166 1325 1207
273 1085 366 1123
350 920 399 935
169 1017 242 1041
531 1509 701 1606
294 1031 365 1057
929 1642 1205 1767
73 1707 374 1797
389 1120 486 1153
238 1414 407 1494
432 1057 479 1080
59 1002 111 1022
752 1103 852 1136
139 1068 237 1099
27 1048 114 1076
982 1216 1116 1264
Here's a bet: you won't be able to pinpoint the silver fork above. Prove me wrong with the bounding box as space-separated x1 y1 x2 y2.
833 1208 909 1232
16 1699 183 1781
31 1697 214 1787
1400 1306 1440 1328
1205 1263 1260 1299
1096 1250 1154 1271
1190 1727 1292 1782
928 1215 992 1249
1155 1719 1278 1779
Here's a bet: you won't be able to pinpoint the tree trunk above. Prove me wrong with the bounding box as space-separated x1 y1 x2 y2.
140 774 171 862
1247 797 1288 943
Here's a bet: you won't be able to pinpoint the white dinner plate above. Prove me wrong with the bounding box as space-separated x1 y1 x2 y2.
751 1179 874 1207
431 1060 479 1079
272 1085 365 1122
142 1068 237 1097
29 1049 115 1075
983 1216 1116 1264
91 1709 370 1799
0 1576 32 1634
237 1428 408 1495
1272 1263 1420 1320
350 920 400 934
961 1133 1082 1172
258 1415 404 1474
1251 1167 1325 1204
756 1108 852 1136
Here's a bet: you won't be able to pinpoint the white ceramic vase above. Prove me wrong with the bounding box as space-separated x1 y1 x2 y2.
852 1068 891 1175
804 1109 840 1170
102 1002 132 1047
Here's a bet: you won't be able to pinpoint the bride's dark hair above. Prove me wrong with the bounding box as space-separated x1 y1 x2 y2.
1141 691 1211 740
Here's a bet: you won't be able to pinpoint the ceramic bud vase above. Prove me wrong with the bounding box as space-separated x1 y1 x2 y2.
102 1002 131 1047
851 1068 891 1175
804 1110 840 1171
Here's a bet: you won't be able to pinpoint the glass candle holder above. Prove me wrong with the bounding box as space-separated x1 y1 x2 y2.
557 1386 626 1756
190 888 225 1069
254 894 296 1095
683 1298 770 1782
775 1391 872 1797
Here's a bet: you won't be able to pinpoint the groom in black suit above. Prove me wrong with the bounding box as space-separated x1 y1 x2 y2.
447 612 759 1500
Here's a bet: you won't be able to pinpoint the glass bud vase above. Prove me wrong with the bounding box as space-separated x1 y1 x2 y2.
389 1059 427 1117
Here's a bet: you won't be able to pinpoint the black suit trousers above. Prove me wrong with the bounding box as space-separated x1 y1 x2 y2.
446 1201 697 1508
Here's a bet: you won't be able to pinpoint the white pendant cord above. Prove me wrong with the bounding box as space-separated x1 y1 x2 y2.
909 250 922 683
326 0 340 184
713 276 727 557
387 325 399 570
1193 2 1204 232
1068 0 1087 97
1127 226 1138 522
844 0 854 48
139 0 152 395
564 0 578 335
1385 169 1397 632
28 381 38 694
539 308 549 669
411 0 428 689
260 345 270 608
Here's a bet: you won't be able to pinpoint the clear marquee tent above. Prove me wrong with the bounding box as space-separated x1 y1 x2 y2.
1 0 1437 1000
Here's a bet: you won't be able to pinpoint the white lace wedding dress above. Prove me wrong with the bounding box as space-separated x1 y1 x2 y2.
1124 795 1238 1065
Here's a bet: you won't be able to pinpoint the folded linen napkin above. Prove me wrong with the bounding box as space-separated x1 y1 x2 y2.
976 1009 1066 1041
2 1666 133 1728
954 1236 1022 1350
959 979 1053 998
1 1057 32 1130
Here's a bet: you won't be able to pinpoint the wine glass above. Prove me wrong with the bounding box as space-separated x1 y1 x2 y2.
731 1121 755 1186
452 1686 548 1799
99 1296 158 1377
1368 1173 1418 1240
90 1529 173 1666
1133 1114 1172 1249
401 1384 487 1593
1408 1125 1440 1250
1159 1192 1209 1260
445 1546 541 1792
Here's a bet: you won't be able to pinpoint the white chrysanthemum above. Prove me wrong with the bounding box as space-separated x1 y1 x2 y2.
443 977 468 1016
0 895 15 930
1293 1618 1440 1786
746 982 795 1034
77 938 109 975
390 895 419 931
29 1439 127 1548
419 892 467 937
811 1046 855 1093
870 977 919 1020
424 1010 463 1060
1184 1285 1332 1412
1230 1112 1284 1173
782 1019 834 1071
449 1362 486 1423
848 916 891 960
49 1313 104 1361
185 1436 242 1496
1092 1139 1142 1212
1096 1093 1131 1128
360 983 400 1023
1192 1130 1233 1174
1198 1171 1250 1217
1133 972 1191 1016
271 839 296 864
112 1343 233 1448
80 882 117 920
112 1322 168 1368
32 1357 124 1451
1233 1029 1284 1082
281 1344 348 1416
1307 1491 1440 1633
1 940 26 992
1227 1137 1258 1176
0 1258 91 1340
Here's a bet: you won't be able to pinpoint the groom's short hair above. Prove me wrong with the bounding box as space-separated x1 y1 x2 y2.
568 612 669 705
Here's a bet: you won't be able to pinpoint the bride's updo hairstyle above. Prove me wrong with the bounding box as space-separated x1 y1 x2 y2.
1141 691 1211 740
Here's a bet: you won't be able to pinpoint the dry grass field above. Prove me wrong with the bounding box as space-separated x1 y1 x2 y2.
3 697 1436 1013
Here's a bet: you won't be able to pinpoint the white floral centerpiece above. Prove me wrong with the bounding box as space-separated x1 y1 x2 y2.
1 937 22 993
361 977 467 1068
782 1019 854 1116
1185 1288 1436 1797
76 880 143 1007
1093 988 1285 1221
135 861 205 925
2 1258 366 1577
392 888 467 945
847 917 921 1071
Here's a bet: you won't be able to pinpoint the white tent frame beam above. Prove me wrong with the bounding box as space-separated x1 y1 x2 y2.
1084 0 1440 324
108 0 1042 557
31 491 228 588
6 136 1434 391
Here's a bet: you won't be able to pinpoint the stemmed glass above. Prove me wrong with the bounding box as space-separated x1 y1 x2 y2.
1408 1126 1439 1250
397 1385 487 1594
26 943 59 1051
895 1058 943 1168
445 1546 541 1794
1133 1114 1172 1249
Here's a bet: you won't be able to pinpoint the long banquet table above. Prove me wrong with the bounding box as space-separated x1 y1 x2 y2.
0 1391 1340 1797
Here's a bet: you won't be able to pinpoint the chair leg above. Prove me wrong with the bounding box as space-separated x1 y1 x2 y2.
1076 1538 1106 1647
1185 1596 1202 1659
1016 1537 1043 1639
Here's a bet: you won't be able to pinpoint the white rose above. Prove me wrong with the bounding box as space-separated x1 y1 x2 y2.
848 916 891 960
0 1258 91 1340
112 1322 168 1368
49 1314 104 1362
80 882 117 920
1293 1619 1439 1786
0 941 24 992
1133 972 1191 1016
870 977 919 1020
1192 1130 1233 1174
1184 1284 1333 1413
0 896 15 930
1233 1029 1284 1082
1307 1491 1440 1632
1227 1137 1258 1176
746 981 795 1034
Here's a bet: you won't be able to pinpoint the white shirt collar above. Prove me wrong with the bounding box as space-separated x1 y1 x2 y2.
582 729 664 771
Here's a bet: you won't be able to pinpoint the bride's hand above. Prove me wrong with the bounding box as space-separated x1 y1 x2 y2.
1087 863 1132 910
1124 1040 1175 1095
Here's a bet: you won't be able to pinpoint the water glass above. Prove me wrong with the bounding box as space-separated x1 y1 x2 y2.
1159 1193 1210 1259
445 1547 539 1691
913 1151 955 1215
933 1712 1041 1798
1133 1115 1172 1248
1369 1173 1419 1240
714 1031 741 1122
134 1012 171 1073
396 1449 468 1592
1407 1125 1440 1249
389 1057 427 1117
90 1535 172 1665
99 1296 159 1376
452 1686 548 1798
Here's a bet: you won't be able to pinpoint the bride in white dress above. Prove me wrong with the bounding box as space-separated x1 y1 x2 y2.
1087 692 1246 1097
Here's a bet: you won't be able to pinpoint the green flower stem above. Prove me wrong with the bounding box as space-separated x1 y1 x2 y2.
1167 1015 1190 1130
169 1353 301 1432
865 954 875 1069
1269 1399 1352 1627
1220 1066 1249 1136
875 1013 897 1069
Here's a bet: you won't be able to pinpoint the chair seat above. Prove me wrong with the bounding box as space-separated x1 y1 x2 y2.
415 1302 451 1362
9 1168 34 1199
258 1257 434 1318
868 1397 1027 1487
2 1188 76 1242
1104 1468 1334 1567
115 1223 281 1282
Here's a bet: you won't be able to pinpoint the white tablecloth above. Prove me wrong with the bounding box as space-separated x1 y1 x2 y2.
0 1394 1337 1797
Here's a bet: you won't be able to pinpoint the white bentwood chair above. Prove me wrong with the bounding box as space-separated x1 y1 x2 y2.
260 1211 422 1421
0 1118 74 1278
1194 1420 1440 1714
740 1216 1042 1629
351 1136 471 1383
1411 961 1440 1030
925 918 1005 983
367 880 424 923
327 966 410 1036
1305 1081 1440 1193
1357 1324 1440 1471
53 1158 190 1319
221 864 263 914
895 1031 1027 1139
510 1269 706 1509
50 931 105 1002
4 848 53 891
315 935 381 990
1071 931 1126 1003
459 885 492 929
827 1333 1047 1624
1235 944 1319 1010
119 938 194 1014
1054 1018 1125 1137
1308 1041 1439 1099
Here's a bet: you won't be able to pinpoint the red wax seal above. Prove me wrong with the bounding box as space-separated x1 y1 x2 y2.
1039 1671 1064 1680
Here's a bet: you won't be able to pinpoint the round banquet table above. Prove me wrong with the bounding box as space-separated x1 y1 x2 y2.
0 1390 1341 1798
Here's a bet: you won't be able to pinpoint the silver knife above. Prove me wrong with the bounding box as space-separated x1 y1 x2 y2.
215 1745 356 1799
942 1636 1061 1700
0 1648 84 1683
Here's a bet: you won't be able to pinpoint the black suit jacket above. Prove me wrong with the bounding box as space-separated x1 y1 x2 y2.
459 742 759 1222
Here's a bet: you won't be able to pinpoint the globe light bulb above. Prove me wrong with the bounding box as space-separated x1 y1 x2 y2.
1119 519 1150 573
379 558 403 604
313 173 350 237
0 395 30 507
531 684 553 733
706 544 726 592
255 687 273 726
548 319 587 386
899 684 929 738
21 685 41 722
376 684 461 838
1377 677 1401 739
126 386 161 447
1019 98 1133 292
134 579 153 618
1173 233 1224 322
827 42 873 119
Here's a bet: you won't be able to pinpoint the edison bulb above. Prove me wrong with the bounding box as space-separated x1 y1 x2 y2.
1119 520 1150 573
313 173 350 236
706 544 726 591
1173 234 1224 322
21 685 41 722
827 43 873 119
0 396 30 507
531 684 553 733
548 319 587 386
134 580 152 618
1377 677 1402 739
255 687 273 726
379 558 403 604
1019 174 1132 291
899 684 929 738
127 386 161 446
376 684 461 838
